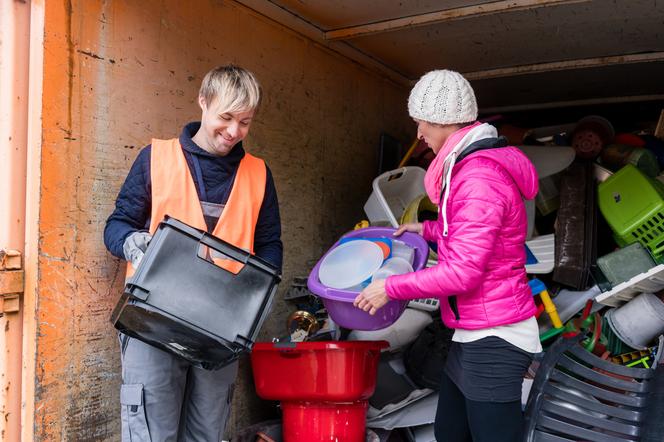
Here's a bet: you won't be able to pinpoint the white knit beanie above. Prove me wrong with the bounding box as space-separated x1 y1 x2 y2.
408 70 478 125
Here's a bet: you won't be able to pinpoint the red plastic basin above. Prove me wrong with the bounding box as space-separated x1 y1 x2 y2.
251 341 387 402
281 400 368 442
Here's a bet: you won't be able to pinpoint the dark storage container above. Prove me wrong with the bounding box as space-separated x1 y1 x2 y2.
110 216 281 370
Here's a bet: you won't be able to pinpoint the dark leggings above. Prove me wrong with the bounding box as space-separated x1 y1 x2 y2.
434 371 524 442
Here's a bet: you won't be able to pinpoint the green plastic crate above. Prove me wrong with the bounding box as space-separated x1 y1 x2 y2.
598 164 664 262
597 242 656 287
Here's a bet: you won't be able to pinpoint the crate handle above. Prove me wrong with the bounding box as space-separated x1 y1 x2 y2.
375 167 407 187
125 284 150 301
271 342 304 357
371 167 408 227
198 234 250 265
161 216 247 264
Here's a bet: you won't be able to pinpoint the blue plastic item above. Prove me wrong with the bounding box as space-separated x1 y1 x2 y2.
528 278 547 294
525 245 538 265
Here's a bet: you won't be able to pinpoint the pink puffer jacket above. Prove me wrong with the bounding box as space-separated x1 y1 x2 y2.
386 145 539 330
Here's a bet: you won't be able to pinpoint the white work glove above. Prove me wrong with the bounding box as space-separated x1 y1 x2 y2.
123 231 152 269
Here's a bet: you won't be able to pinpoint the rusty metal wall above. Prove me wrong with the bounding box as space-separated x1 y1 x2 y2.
35 0 413 439
0 0 31 440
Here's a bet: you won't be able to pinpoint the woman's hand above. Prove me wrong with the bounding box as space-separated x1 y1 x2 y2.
353 279 390 315
394 222 423 236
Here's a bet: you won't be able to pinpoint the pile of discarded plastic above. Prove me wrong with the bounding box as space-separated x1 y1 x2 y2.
244 114 664 442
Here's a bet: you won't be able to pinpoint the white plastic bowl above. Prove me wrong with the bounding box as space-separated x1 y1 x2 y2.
318 240 384 289
371 257 414 282
391 240 415 266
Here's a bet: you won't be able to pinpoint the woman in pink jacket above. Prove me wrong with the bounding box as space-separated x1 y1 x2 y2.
355 70 541 442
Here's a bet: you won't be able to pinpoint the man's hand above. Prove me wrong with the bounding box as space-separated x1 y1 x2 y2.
393 222 423 237
123 231 152 269
353 279 390 315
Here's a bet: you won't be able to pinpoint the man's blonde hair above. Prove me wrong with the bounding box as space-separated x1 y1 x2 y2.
199 65 261 114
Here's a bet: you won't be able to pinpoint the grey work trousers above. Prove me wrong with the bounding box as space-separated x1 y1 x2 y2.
119 334 237 442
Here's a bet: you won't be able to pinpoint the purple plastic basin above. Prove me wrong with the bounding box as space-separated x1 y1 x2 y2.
308 227 429 330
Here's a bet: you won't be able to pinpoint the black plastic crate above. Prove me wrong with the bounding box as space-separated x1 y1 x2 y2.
110 216 281 370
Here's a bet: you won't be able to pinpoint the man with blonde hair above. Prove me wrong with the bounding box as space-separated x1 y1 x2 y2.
104 65 282 441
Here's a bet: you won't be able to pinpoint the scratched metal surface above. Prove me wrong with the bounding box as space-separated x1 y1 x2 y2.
34 0 412 439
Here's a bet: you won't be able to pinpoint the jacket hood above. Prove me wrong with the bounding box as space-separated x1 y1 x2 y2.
459 145 539 200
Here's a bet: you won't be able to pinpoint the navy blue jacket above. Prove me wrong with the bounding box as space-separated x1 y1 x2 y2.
104 122 283 271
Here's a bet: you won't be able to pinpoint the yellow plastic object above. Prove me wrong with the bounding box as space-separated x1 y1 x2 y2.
354 220 369 230
398 138 420 168
400 194 438 225
400 195 439 263
626 357 651 368
539 289 563 329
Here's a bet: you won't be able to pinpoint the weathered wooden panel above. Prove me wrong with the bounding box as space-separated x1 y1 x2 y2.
35 0 412 440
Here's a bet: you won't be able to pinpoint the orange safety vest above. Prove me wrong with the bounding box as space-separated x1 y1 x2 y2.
126 138 266 277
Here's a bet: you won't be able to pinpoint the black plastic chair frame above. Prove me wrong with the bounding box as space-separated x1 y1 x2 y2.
524 334 663 442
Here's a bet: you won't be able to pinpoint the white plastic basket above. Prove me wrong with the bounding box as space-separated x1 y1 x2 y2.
363 166 427 227
595 263 664 307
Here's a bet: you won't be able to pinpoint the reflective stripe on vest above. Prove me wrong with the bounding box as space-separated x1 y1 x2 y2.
126 138 266 277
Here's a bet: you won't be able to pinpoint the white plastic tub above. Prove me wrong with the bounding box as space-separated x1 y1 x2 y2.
364 166 427 227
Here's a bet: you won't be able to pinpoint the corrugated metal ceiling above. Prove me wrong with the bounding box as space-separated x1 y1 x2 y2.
273 0 484 29
237 0 664 111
